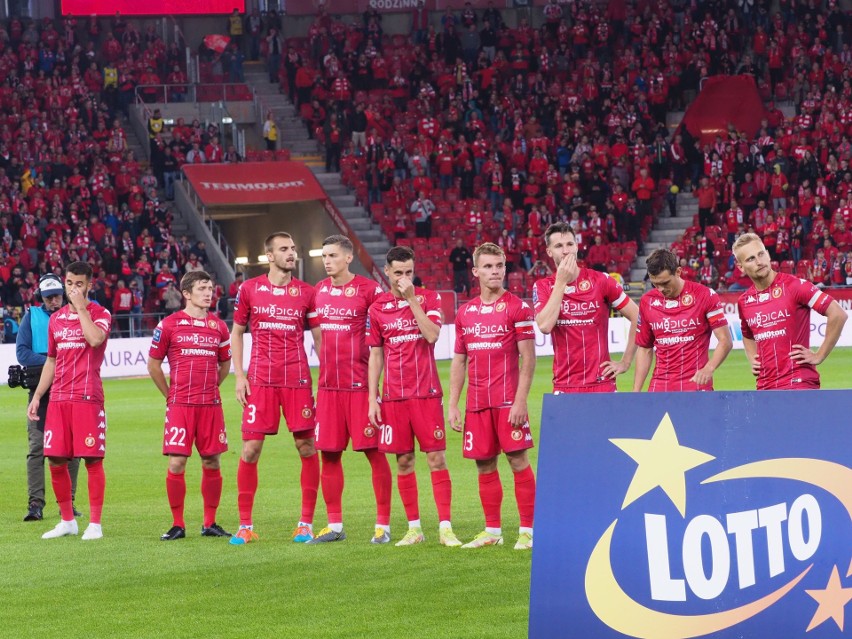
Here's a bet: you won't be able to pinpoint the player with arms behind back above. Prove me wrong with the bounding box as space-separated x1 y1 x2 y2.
27 261 111 541
633 249 732 391
148 271 232 541
733 233 848 389
533 222 639 393
229 232 322 545
367 246 461 547
307 235 393 544
448 243 537 550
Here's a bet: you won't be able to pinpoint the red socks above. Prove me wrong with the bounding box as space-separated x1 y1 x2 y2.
86 460 105 525
397 471 420 521
513 465 536 528
201 467 223 528
478 470 503 528
166 470 186 528
50 464 74 521
300 453 320 524
320 451 344 524
430 469 452 522
237 458 258 527
365 448 392 526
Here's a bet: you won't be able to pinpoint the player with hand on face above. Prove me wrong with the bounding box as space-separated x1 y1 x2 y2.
229 232 322 545
733 233 848 389
633 249 732 392
148 271 232 541
533 223 639 393
367 246 461 547
448 243 537 550
307 235 393 544
28 261 112 541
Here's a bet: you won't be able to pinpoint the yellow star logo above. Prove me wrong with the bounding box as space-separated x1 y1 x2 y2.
610 412 715 517
805 565 852 632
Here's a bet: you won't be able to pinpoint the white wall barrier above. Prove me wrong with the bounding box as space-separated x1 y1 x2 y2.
2 310 850 383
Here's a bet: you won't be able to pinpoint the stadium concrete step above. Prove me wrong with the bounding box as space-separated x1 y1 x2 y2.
666 110 685 131
655 215 696 230
648 228 689 243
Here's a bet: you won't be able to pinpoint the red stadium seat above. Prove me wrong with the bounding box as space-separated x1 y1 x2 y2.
780 260 795 274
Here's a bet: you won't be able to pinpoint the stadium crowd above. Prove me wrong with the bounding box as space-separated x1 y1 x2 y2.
275 0 852 295
0 13 238 341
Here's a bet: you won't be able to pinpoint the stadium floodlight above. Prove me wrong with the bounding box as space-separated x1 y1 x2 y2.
222 117 233 124
234 256 248 265
257 255 269 263
308 249 323 258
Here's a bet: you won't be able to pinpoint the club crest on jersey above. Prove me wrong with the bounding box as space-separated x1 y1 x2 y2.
496 302 506 312
302 407 313 419
345 287 356 297
772 286 782 299
85 436 95 448
681 293 694 307
433 428 445 440
511 429 524 441
364 426 376 438
579 280 591 292
416 295 425 305
208 320 217 329
289 286 300 297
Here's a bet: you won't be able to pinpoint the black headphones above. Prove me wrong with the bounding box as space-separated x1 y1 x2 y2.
34 273 64 303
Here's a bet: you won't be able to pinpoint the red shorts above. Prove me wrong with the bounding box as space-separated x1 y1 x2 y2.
163 404 228 457
44 401 107 459
379 398 446 455
462 407 534 460
242 385 315 440
315 389 378 452
554 382 616 394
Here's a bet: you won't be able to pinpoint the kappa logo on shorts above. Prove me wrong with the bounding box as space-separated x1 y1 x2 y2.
85 436 96 447
364 425 376 438
302 407 313 419
511 429 524 441
434 428 445 440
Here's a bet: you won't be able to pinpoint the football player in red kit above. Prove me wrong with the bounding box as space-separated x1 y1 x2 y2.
148 271 232 541
449 243 537 550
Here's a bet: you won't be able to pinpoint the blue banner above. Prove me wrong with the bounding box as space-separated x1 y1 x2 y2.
530 391 852 639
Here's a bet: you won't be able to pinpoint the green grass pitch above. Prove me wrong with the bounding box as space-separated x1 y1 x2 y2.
0 349 850 639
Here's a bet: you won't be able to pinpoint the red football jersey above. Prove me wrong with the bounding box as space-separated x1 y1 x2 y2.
149 310 231 405
532 269 630 390
310 274 383 391
454 292 535 411
366 288 443 401
232 274 316 389
737 273 834 389
636 280 728 391
47 302 112 403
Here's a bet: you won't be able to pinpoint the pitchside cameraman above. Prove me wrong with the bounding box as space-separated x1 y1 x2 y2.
14 274 80 521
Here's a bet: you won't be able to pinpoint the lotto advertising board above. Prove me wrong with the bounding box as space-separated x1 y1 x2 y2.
60 0 244 15
529 391 852 638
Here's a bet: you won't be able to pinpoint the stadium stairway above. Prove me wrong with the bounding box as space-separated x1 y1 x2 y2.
629 198 698 282
243 64 319 160
242 63 391 270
